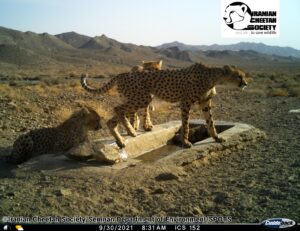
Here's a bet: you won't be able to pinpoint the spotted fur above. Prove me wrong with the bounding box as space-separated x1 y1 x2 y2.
81 63 248 148
130 60 163 130
9 107 102 164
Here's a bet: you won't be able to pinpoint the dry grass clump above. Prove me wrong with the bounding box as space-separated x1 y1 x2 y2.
0 83 26 101
151 99 175 113
73 100 113 120
289 86 300 97
44 77 61 86
268 88 289 97
53 106 74 123
255 72 300 97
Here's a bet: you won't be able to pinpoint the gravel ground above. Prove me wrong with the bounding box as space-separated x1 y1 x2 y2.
0 82 299 223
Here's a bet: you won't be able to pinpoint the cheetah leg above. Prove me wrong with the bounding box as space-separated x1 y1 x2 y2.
121 95 153 135
107 116 126 148
129 112 140 131
114 105 137 137
109 96 153 147
201 99 226 143
142 105 153 131
180 101 192 148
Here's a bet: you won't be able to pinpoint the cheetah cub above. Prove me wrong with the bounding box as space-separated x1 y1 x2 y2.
9 106 102 164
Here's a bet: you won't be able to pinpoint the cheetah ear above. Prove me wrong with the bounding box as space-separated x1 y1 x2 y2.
85 105 97 114
223 65 232 74
230 64 237 69
224 65 230 70
80 107 90 116
158 60 163 66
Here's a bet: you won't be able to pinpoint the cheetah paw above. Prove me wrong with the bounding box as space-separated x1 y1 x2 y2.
215 136 226 143
116 139 126 148
182 141 192 148
143 124 153 131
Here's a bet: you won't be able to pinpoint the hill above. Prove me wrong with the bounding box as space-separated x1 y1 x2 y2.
55 32 91 48
0 27 188 77
158 41 300 58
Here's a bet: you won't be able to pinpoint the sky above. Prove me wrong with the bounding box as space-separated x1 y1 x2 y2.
0 0 299 49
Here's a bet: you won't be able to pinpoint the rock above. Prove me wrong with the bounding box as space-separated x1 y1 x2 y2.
152 188 165 194
155 172 179 181
136 188 147 195
0 185 5 192
67 140 121 164
43 175 51 182
289 109 300 113
23 107 32 113
56 188 72 197
6 192 15 197
104 197 114 204
192 207 203 215
7 102 17 110
213 192 229 203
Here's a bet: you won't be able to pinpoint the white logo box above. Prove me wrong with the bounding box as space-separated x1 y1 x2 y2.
221 0 279 38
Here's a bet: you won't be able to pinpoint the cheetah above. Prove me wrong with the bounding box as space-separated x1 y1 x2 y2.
131 60 162 72
8 106 102 164
81 63 249 148
130 60 163 130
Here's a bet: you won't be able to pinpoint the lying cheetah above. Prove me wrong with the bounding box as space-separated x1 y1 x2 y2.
9 106 102 164
81 63 248 148
130 60 163 130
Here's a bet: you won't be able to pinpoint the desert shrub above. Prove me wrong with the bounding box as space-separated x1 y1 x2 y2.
44 77 60 86
22 76 40 81
246 88 267 97
281 78 298 89
289 87 300 97
8 80 18 86
54 106 73 122
268 88 289 97
69 72 77 78
69 80 79 87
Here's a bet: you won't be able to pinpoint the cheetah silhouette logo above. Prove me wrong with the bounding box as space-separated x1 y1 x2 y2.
223 2 252 30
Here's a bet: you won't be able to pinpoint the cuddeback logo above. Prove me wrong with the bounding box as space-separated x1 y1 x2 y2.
262 218 297 229
221 0 279 37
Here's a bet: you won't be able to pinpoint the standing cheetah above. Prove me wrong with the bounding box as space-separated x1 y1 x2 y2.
130 60 163 130
81 63 248 148
9 106 102 164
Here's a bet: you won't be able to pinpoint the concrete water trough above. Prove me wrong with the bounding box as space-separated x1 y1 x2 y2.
67 119 266 166
16 120 266 172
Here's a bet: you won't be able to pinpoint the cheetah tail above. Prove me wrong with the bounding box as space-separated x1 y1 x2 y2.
80 74 117 94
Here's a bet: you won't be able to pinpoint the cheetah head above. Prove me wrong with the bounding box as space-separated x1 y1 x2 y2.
80 106 102 130
223 65 249 90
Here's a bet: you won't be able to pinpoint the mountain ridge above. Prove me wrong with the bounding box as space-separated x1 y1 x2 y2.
1 26 300 76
